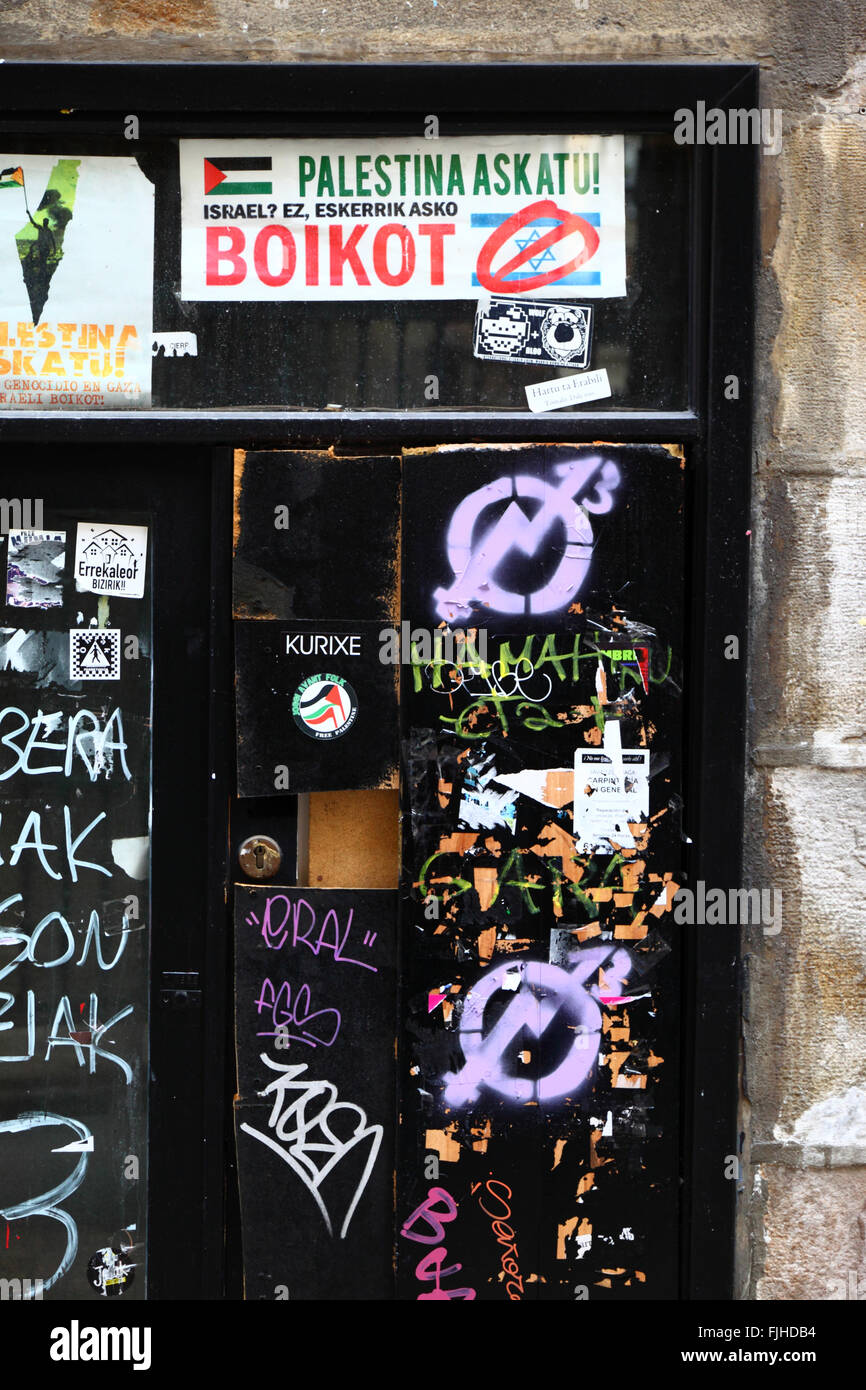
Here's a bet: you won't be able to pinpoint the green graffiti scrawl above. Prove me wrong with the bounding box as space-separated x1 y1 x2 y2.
15 159 80 322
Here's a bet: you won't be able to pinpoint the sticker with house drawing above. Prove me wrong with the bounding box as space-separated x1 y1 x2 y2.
74 522 148 598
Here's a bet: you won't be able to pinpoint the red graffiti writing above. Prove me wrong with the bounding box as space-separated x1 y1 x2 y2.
473 1178 524 1300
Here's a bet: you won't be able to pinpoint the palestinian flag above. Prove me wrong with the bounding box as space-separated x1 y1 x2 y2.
299 683 347 730
0 166 24 190
204 156 272 196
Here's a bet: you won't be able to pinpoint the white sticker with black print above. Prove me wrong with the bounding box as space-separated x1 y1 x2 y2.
69 627 121 681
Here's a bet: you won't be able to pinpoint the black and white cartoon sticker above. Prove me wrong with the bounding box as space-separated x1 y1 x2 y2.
473 294 593 369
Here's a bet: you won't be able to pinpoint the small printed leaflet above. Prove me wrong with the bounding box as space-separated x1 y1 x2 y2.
5 529 65 608
151 331 197 358
525 367 611 413
574 719 649 853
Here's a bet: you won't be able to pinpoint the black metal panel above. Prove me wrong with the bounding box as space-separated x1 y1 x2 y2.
0 63 758 118
0 409 701 445
0 502 152 1301
233 451 400 624
235 619 399 796
233 450 400 796
680 70 759 1301
233 884 397 1300
0 444 229 1303
397 443 685 1300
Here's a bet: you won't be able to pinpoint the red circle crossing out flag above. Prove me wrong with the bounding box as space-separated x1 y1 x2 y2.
475 199 601 295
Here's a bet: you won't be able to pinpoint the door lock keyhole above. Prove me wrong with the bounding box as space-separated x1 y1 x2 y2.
239 834 282 880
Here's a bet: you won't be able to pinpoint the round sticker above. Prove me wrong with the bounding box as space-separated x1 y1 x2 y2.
86 1246 135 1297
292 673 358 740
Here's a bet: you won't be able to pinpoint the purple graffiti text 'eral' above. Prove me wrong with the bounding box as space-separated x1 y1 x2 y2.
250 895 378 973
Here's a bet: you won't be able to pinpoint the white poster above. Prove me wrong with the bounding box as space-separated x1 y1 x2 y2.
179 135 626 302
0 155 154 408
574 720 650 854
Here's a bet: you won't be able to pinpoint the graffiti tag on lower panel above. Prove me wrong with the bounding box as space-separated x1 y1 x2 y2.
239 1053 382 1240
0 1111 92 1298
400 1186 476 1301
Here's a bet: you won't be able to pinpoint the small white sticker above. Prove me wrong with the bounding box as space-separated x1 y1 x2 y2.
525 367 611 413
152 331 198 358
75 523 148 599
69 628 121 681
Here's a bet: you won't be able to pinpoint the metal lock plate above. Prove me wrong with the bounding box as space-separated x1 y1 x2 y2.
238 834 282 880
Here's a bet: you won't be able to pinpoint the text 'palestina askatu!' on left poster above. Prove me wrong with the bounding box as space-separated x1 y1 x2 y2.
0 156 154 409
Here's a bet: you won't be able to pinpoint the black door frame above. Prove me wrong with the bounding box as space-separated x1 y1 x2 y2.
0 60 757 1300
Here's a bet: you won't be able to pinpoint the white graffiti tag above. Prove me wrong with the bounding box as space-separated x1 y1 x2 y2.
0 1111 92 1296
434 456 621 623
239 1054 382 1239
442 946 632 1106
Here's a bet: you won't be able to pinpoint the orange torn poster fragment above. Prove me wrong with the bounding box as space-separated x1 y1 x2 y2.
471 1118 492 1153
531 822 581 881
556 1216 579 1259
425 1124 461 1163
473 866 498 911
477 925 496 964
556 1215 592 1260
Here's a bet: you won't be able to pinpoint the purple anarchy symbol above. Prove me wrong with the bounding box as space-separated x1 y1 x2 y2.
441 947 631 1107
433 455 621 624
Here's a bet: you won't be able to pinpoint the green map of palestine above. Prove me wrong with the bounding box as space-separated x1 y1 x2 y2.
15 158 80 322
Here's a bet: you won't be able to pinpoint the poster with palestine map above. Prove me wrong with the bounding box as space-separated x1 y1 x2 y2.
0 155 154 409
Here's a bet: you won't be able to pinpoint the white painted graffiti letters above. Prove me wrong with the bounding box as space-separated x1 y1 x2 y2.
0 1111 92 1297
240 1053 383 1239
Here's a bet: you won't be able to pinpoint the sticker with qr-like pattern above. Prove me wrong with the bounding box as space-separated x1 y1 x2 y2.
69 628 121 681
473 294 593 369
